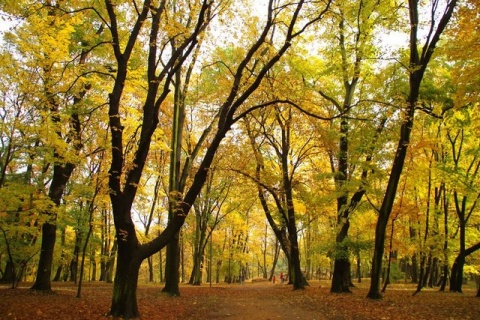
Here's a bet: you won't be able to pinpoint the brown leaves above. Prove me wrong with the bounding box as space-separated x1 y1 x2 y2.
1 281 479 319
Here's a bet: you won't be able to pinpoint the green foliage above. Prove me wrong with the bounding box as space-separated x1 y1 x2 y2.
320 238 374 260
388 262 404 283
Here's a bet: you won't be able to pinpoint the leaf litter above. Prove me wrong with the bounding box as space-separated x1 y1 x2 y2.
1 280 479 319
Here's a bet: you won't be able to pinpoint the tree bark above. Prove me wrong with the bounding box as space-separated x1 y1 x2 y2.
450 242 480 292
31 222 57 291
162 233 181 296
32 161 77 292
109 244 142 318
331 258 352 292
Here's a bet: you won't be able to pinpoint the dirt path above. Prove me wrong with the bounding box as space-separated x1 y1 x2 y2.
204 282 316 319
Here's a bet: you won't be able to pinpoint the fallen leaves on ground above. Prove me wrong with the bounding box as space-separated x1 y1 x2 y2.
1 280 479 319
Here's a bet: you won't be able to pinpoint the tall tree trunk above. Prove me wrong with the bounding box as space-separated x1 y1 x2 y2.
262 223 269 279
439 185 449 291
31 222 57 291
162 232 181 295
163 60 186 295
329 112 383 292
268 240 280 281
78 192 98 297
304 227 312 280
356 249 362 283
53 228 67 282
147 257 154 282
91 253 97 282
105 241 117 284
414 167 434 296
450 253 465 292
428 257 438 287
450 192 466 292
288 227 305 289
367 0 457 299
382 219 395 293
409 223 419 283
70 230 82 283
33 165 77 292
449 191 480 292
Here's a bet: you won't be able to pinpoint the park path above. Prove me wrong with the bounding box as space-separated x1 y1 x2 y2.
200 282 322 320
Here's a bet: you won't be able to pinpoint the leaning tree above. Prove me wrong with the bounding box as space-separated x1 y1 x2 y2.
367 0 458 299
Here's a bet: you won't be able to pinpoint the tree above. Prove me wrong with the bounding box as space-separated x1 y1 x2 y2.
0 2 104 291
104 1 214 315
367 0 458 299
243 105 313 289
445 107 480 292
440 0 480 293
0 49 43 286
103 0 331 317
189 164 234 285
324 0 394 293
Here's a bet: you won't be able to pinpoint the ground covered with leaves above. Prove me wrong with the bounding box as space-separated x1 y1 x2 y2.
1 280 479 319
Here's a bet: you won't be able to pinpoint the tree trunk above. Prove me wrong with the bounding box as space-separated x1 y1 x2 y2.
451 197 466 292
216 259 222 284
428 257 438 287
356 249 362 283
0 260 17 285
439 263 448 291
162 232 180 296
331 218 352 293
439 184 449 291
159 248 164 283
451 242 480 292
53 228 67 282
105 241 117 283
268 240 280 281
109 247 142 318
189 249 202 285
367 213 389 299
331 258 352 293
77 198 96 298
449 257 463 292
411 253 419 283
91 256 97 281
382 219 395 293
70 231 81 283
288 229 305 289
31 222 57 292
189 212 208 285
32 162 77 291
147 257 154 282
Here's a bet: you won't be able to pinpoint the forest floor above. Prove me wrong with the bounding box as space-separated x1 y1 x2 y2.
1 279 479 319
